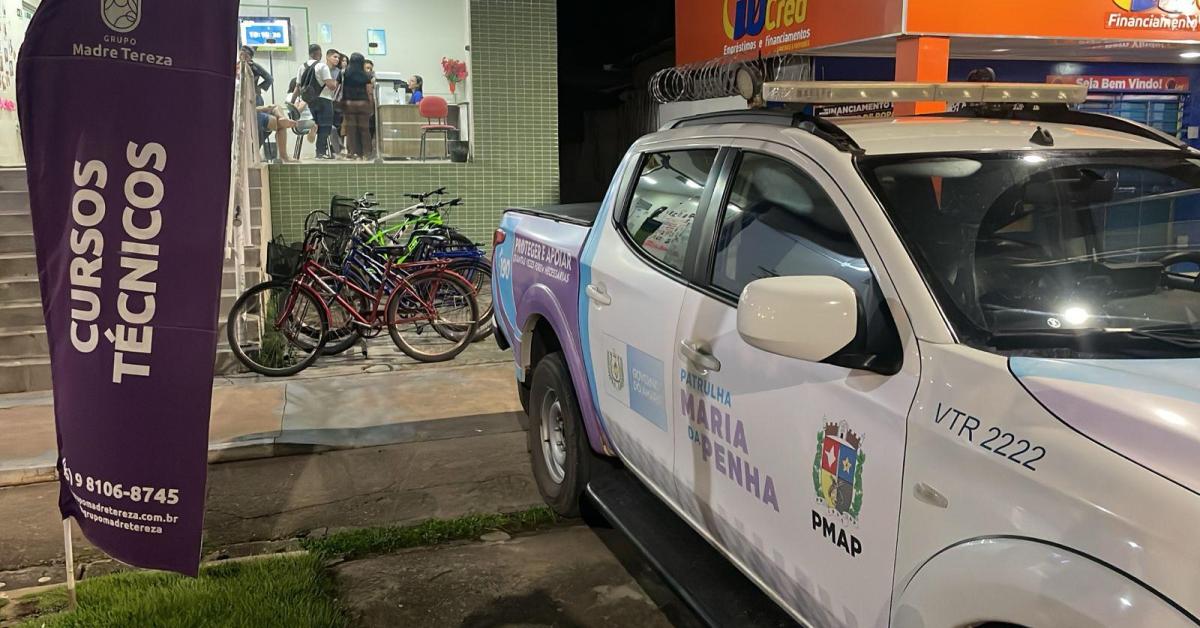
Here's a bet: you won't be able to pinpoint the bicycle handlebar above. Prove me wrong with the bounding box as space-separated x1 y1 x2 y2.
404 187 448 202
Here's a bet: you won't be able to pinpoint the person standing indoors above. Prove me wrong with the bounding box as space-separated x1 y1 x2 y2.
316 48 340 159
340 53 375 160
364 59 378 159
292 44 327 106
294 45 338 159
240 45 273 106
408 75 424 104
330 53 349 158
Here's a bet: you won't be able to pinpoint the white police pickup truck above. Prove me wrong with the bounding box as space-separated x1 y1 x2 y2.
491 81 1200 627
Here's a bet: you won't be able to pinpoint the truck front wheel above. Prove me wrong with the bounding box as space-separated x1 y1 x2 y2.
528 352 591 517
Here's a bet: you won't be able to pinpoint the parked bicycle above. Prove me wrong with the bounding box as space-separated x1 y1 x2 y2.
321 191 494 344
226 223 480 376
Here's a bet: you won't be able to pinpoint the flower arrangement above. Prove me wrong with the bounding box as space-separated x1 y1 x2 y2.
441 57 468 94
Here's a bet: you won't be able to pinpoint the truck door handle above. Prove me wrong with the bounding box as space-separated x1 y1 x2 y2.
913 482 949 509
680 340 721 373
586 284 612 306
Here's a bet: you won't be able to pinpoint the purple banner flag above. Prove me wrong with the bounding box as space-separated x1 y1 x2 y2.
17 0 238 575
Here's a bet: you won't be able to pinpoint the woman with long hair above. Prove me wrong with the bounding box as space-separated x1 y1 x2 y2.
340 53 375 159
408 75 424 104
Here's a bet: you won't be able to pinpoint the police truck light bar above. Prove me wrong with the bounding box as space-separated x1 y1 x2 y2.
762 81 1089 106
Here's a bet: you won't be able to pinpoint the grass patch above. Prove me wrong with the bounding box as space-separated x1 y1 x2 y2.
18 587 70 616
17 554 345 628
302 507 560 560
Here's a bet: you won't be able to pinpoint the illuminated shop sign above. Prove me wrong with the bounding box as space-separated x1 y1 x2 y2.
675 0 902 65
1048 74 1191 92
1109 0 1200 31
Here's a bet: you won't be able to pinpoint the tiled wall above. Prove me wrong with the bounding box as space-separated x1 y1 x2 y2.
266 0 559 245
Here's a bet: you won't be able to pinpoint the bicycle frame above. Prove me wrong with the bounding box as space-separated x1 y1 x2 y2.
365 208 447 251
297 243 472 331
299 259 389 328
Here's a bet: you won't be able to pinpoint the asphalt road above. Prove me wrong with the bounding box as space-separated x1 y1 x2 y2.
0 413 709 627
333 523 707 628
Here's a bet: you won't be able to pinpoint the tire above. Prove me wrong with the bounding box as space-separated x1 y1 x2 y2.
447 258 494 343
518 379 531 415
226 280 328 377
528 353 592 517
387 271 479 363
321 284 367 356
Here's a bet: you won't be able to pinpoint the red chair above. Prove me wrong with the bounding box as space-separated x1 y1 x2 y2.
418 96 458 161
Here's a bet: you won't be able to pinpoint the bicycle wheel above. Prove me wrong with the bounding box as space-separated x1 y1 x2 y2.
387 272 479 363
445 258 494 343
284 276 359 356
227 281 328 376
321 283 367 356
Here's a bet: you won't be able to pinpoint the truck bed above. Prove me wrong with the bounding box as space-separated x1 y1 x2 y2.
504 202 601 227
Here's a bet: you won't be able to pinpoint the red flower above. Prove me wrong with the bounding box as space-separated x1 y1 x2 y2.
442 57 468 83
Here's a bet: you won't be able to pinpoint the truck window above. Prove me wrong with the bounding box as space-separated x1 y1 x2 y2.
712 152 902 371
622 149 718 273
862 151 1200 359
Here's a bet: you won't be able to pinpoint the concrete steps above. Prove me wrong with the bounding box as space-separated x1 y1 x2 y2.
0 209 31 232
0 233 33 254
0 356 51 394
0 326 48 357
0 169 27 191
0 166 269 392
0 252 36 278
0 275 39 301
0 299 45 327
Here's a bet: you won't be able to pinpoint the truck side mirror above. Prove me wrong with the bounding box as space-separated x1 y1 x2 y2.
737 276 859 363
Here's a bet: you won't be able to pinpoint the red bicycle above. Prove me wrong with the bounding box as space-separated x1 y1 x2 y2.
226 227 479 376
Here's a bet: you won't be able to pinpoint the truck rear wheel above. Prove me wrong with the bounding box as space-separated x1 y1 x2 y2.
528 352 591 517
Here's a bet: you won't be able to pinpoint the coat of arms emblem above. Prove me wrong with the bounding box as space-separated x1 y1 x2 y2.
102 0 141 33
812 421 865 524
606 350 625 392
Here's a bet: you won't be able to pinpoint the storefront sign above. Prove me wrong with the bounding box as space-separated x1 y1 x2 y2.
675 0 902 66
906 0 1200 39
17 0 238 576
813 102 894 118
678 0 1200 67
1048 74 1191 92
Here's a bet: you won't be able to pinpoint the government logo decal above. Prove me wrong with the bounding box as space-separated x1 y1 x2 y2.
102 0 141 33
813 421 864 523
606 349 625 392
810 421 865 557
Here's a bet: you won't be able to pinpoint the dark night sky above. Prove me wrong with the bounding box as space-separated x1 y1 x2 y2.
557 0 675 108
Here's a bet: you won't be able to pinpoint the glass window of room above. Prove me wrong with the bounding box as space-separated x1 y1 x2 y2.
237 0 473 164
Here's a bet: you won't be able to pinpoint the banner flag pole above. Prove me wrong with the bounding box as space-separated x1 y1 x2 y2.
63 518 76 610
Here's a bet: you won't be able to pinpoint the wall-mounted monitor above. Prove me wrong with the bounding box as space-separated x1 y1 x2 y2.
239 17 293 53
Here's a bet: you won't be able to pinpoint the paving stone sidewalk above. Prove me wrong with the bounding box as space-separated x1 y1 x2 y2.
0 343 518 487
